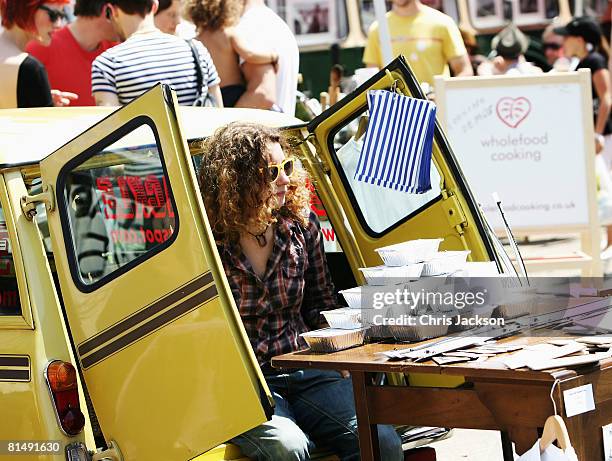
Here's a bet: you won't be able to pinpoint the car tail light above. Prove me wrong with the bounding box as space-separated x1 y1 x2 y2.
45 360 86 436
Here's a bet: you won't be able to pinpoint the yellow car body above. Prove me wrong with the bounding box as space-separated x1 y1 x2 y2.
0 57 511 460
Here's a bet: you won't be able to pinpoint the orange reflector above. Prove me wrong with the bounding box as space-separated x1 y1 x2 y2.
47 361 77 392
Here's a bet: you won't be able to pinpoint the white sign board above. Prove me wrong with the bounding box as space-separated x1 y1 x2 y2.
435 71 596 231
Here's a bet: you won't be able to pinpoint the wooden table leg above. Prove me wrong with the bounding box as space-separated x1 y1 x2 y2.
351 371 381 461
500 431 514 461
508 426 539 455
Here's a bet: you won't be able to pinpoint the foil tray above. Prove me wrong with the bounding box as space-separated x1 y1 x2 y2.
388 323 450 342
301 328 367 353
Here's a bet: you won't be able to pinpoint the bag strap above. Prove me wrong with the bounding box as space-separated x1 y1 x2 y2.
186 39 203 98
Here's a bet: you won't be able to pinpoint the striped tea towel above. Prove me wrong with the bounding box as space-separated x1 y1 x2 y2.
355 90 436 193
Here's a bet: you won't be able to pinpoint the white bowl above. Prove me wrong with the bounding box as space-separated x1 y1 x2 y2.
359 263 424 285
339 285 391 309
375 239 443 266
422 250 471 276
321 308 363 329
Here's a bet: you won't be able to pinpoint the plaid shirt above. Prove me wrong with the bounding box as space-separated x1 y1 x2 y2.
218 212 339 366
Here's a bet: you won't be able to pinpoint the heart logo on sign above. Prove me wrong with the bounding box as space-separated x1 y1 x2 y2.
496 97 531 128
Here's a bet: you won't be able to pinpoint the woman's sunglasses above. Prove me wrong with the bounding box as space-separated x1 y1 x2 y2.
267 158 295 182
543 42 562 51
39 5 67 23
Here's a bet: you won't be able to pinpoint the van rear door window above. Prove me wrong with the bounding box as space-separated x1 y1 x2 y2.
62 123 177 288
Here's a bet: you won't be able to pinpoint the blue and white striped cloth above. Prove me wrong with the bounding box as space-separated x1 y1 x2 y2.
355 90 436 194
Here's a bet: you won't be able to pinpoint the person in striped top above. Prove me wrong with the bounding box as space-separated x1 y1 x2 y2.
92 0 222 107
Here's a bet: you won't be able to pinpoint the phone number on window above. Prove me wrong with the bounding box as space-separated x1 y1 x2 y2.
0 441 61 455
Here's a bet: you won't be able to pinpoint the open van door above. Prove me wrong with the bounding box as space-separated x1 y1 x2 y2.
300 57 503 280
36 85 272 460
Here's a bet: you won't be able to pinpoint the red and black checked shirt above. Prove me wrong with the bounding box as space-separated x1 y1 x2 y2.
218 212 339 366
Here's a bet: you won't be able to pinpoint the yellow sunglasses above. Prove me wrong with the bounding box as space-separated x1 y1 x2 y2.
267 158 296 182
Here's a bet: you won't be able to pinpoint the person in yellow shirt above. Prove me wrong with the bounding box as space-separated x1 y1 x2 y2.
363 0 472 88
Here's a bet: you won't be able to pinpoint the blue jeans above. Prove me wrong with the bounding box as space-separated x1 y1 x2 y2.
231 369 403 461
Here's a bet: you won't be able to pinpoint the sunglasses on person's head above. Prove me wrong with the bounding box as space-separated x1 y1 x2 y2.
543 42 562 50
267 158 295 182
39 5 67 23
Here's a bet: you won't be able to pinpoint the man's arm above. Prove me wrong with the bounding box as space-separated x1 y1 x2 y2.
593 68 611 135
94 92 120 106
229 29 278 66
234 62 277 110
91 56 119 106
448 54 473 77
208 84 224 108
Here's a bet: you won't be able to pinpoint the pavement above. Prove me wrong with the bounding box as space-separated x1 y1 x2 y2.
424 233 610 460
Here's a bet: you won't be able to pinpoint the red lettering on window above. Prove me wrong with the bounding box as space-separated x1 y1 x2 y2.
144 175 166 218
96 177 117 219
117 177 135 220
95 173 175 221
126 176 146 218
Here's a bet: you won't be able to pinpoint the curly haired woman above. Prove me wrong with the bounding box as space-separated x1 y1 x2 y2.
198 122 403 461
186 0 278 107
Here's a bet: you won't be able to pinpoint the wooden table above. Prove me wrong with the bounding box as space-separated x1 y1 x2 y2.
272 333 612 461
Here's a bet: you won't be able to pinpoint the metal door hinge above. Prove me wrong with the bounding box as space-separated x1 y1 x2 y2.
20 184 55 220
92 440 123 461
287 132 315 149
440 188 468 235
289 132 331 175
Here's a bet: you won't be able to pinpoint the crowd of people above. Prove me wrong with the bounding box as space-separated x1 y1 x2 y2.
2 0 610 132
0 0 298 115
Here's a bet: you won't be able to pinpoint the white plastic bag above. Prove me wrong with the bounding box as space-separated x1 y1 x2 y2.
515 440 578 461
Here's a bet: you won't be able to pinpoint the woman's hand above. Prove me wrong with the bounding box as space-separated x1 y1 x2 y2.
340 370 350 378
51 90 78 107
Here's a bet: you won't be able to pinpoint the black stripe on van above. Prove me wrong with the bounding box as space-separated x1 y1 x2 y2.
0 356 29 367
0 355 30 382
79 275 217 369
78 272 213 357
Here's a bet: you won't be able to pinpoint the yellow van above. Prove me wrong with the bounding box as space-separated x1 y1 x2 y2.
0 57 512 460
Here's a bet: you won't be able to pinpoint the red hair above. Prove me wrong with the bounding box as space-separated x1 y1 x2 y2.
0 0 70 30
